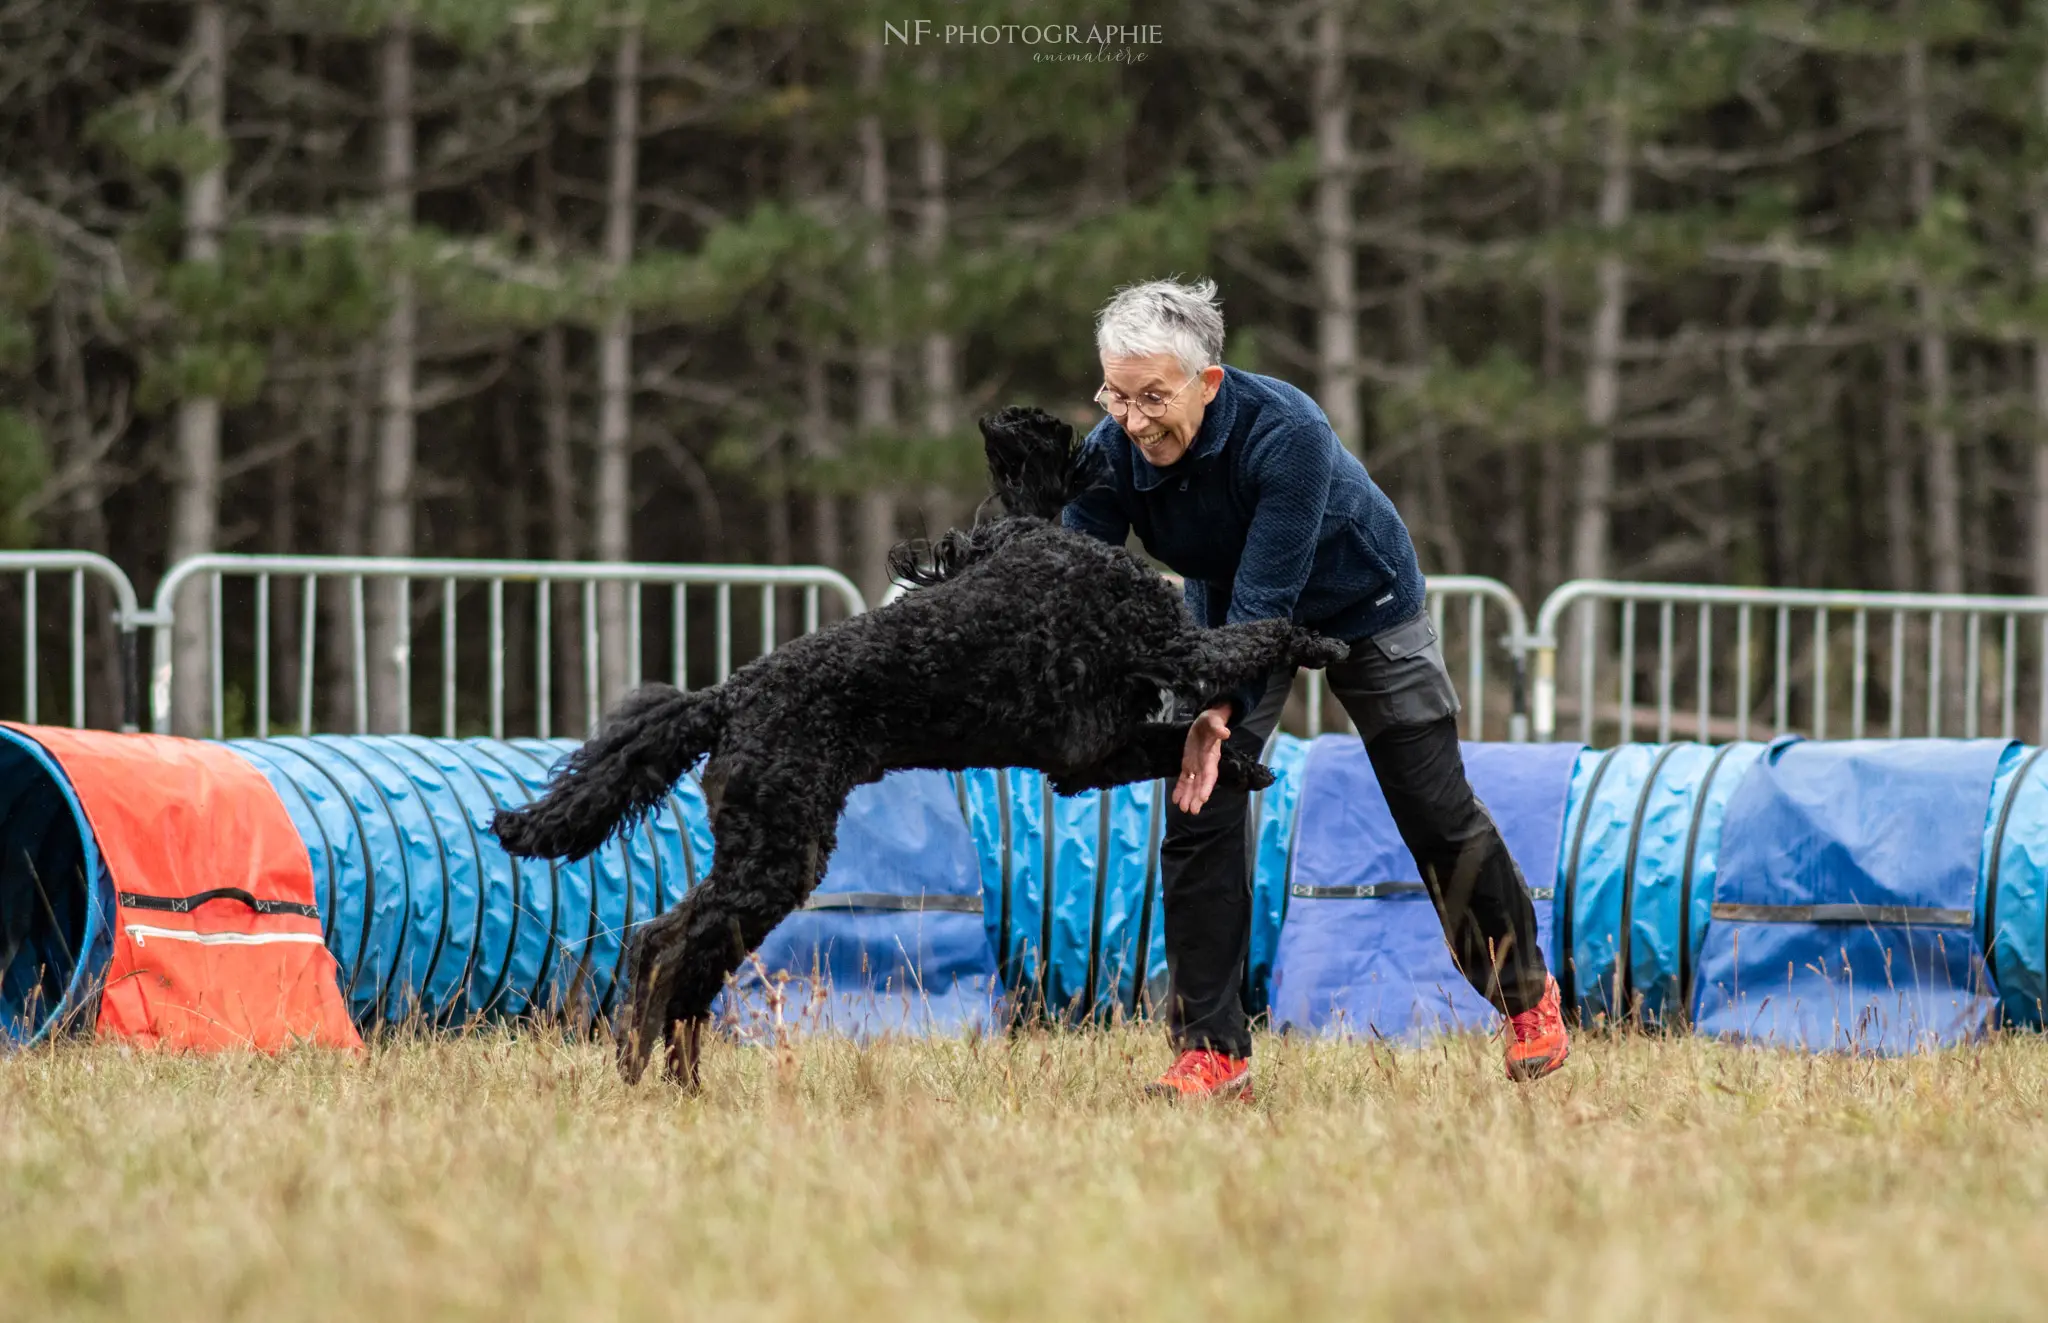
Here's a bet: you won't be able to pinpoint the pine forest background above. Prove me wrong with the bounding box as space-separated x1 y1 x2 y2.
4 0 2047 731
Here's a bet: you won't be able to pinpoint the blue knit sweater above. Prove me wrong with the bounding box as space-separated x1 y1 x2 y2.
1062 365 1427 721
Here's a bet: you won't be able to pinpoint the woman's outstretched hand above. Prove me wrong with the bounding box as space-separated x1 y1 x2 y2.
1174 703 1233 814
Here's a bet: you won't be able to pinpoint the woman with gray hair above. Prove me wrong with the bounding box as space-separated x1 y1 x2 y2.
1063 277 1569 1099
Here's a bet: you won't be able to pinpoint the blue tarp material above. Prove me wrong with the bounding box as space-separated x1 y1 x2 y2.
718 770 1003 1040
1985 744 2048 1027
1556 741 1768 1026
1267 737 1583 1041
954 735 1310 1024
1691 737 2010 1053
0 728 115 1045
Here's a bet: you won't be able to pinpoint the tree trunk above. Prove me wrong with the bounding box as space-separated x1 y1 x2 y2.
1538 162 1567 595
1904 32 1967 730
1312 0 1360 455
803 346 842 595
855 38 897 608
594 22 640 718
1396 259 1460 574
1882 339 1919 592
367 17 415 733
51 293 121 727
536 138 585 726
2032 43 2048 598
1574 0 1632 584
328 350 374 729
167 0 226 736
1905 36 1962 599
917 59 961 537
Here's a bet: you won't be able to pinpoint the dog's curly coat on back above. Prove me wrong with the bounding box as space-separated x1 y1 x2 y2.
491 405 1346 1088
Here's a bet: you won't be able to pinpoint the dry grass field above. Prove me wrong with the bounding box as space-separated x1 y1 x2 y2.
3 1026 2047 1322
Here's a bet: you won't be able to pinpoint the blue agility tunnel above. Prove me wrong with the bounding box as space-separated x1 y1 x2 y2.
1266 738 1582 1041
225 737 1000 1038
1555 741 1767 1027
1692 738 2009 1053
1984 745 2048 1028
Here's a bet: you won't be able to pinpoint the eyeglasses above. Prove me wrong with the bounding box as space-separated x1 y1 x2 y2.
1094 370 1202 421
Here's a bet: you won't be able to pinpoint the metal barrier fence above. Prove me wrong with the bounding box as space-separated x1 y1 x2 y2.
1530 580 2048 745
25 547 2048 747
145 555 867 739
0 552 142 731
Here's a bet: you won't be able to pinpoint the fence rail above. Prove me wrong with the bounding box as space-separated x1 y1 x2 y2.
0 551 142 731
1530 580 2048 746
16 547 2048 748
146 555 867 740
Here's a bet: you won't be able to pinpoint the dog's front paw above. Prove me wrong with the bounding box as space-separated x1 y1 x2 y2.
1216 746 1276 792
1294 632 1349 669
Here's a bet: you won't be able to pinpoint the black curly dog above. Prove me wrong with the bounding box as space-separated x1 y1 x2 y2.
490 405 1346 1088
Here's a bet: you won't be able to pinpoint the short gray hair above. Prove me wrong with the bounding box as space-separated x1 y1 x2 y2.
1095 278 1225 376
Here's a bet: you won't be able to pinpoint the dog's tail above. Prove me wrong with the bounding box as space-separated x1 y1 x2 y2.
491 684 725 862
979 405 1103 520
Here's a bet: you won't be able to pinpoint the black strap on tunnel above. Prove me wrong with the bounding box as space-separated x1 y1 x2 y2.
439 744 532 1019
386 734 500 1026
1039 774 1056 1012
496 740 610 1026
349 737 469 1024
1287 882 1556 901
463 742 565 1016
118 888 320 919
1615 743 1682 1020
1675 742 1740 1021
997 769 1018 1004
1983 746 2048 990
260 739 383 1014
1127 778 1164 1020
309 738 433 1025
801 892 984 914
1083 790 1112 1024
1710 902 1974 927
1557 746 1621 1022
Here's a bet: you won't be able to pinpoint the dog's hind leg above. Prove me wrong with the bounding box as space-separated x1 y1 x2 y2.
615 758 854 1087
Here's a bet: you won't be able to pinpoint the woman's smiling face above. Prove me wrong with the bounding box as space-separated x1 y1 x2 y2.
1097 353 1223 468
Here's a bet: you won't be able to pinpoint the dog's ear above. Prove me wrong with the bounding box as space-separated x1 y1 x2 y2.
980 405 1080 520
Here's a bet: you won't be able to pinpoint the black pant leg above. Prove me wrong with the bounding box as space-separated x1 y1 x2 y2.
1363 716 1550 1016
1158 672 1292 1059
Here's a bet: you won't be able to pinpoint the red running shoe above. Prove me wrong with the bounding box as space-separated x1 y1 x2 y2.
1144 1049 1253 1101
1504 975 1571 1082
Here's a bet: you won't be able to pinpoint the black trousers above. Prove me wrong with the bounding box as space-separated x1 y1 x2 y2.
1161 609 1550 1058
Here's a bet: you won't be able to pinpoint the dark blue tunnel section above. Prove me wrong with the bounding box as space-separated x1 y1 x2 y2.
0 728 113 1045
718 770 1002 1040
1267 738 1582 1042
1693 738 2009 1053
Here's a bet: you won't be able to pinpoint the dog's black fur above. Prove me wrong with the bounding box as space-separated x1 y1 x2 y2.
490 405 1346 1088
